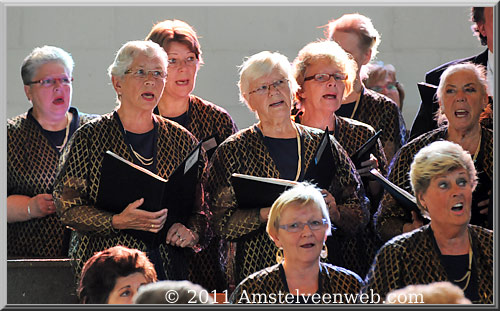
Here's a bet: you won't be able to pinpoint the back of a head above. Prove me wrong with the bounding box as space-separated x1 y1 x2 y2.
134 280 214 304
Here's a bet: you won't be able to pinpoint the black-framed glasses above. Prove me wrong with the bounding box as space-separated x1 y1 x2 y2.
279 218 328 233
304 73 347 83
124 69 167 80
248 78 289 96
26 76 73 87
369 82 399 93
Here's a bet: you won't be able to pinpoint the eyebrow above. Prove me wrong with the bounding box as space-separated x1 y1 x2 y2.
118 285 131 291
445 82 477 88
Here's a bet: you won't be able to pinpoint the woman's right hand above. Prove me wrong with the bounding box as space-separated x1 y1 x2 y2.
112 198 168 233
28 193 56 218
402 211 423 233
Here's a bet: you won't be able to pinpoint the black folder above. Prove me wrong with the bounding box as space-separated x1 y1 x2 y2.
417 82 438 105
231 127 335 210
369 168 423 216
350 129 383 168
96 142 202 247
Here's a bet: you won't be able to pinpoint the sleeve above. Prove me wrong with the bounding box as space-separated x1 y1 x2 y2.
374 146 415 242
381 102 407 162
329 137 370 235
53 127 117 236
205 143 263 241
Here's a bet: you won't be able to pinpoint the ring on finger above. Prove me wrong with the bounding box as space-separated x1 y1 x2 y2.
176 232 181 238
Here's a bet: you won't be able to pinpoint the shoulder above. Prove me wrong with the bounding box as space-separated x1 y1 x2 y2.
296 123 325 140
236 264 280 289
218 126 257 148
425 54 479 84
363 89 400 113
7 112 29 131
469 224 493 245
337 116 376 134
321 262 363 284
380 225 430 254
156 115 197 143
399 127 445 154
190 95 233 118
71 106 100 125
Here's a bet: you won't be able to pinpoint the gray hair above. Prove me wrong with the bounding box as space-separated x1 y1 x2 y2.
21 45 74 85
133 280 214 304
409 140 477 218
107 40 168 79
435 62 488 126
238 51 299 109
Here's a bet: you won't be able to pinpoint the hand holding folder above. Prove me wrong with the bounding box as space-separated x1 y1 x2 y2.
351 129 383 168
96 142 202 247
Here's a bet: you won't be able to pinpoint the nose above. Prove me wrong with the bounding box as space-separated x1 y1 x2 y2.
301 223 314 236
267 84 280 96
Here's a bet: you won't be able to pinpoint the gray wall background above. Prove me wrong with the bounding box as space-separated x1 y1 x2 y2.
6 5 487 130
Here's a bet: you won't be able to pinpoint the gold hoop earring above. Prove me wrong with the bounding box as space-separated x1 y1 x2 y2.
320 244 328 259
276 248 284 263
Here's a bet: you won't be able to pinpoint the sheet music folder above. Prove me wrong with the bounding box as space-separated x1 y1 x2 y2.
96 142 202 247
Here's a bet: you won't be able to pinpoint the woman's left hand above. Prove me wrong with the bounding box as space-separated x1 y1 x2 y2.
321 189 340 223
166 223 199 248
357 153 379 177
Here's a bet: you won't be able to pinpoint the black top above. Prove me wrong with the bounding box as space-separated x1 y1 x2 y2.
168 110 189 128
40 128 66 149
278 263 323 304
440 254 479 302
261 135 299 181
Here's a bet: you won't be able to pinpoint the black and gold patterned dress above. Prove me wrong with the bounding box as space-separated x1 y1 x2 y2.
230 262 364 304
206 123 369 288
7 107 98 258
374 126 493 242
53 111 208 280
363 224 493 304
293 114 388 278
155 95 237 291
336 88 407 162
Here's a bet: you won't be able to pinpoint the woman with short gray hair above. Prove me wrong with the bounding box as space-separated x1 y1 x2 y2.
7 45 98 258
53 40 208 281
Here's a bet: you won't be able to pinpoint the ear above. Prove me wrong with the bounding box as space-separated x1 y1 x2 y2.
417 192 427 211
111 76 122 95
361 49 372 66
477 21 487 37
24 85 32 102
269 231 283 249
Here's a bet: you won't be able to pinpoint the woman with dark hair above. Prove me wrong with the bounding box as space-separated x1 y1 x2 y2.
7 45 98 258
78 246 157 304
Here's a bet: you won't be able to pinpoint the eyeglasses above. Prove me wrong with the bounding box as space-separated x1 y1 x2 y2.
279 218 328 233
167 56 199 68
248 78 289 96
26 76 73 87
125 69 167 80
369 82 399 93
304 73 347 83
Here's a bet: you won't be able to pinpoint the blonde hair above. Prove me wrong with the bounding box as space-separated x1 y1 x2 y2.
238 51 299 109
325 13 381 61
409 140 477 218
386 282 471 304
266 182 332 241
435 62 488 126
292 40 358 104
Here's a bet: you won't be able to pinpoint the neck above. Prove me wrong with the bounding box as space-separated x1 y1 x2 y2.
157 92 190 117
117 105 154 134
446 124 481 155
282 260 320 294
258 119 296 138
342 74 363 104
431 223 470 255
32 109 69 131
301 107 335 131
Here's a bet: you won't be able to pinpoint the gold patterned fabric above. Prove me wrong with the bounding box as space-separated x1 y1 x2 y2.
206 123 369 288
53 111 208 280
230 262 364 304
7 107 98 258
162 95 237 291
363 224 493 304
337 89 407 162
375 126 493 243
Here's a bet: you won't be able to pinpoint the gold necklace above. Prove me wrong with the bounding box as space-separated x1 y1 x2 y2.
293 124 302 181
56 112 71 152
349 92 362 119
472 133 482 162
454 231 473 291
129 144 154 166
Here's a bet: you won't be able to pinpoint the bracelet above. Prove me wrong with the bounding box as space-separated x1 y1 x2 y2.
27 204 31 217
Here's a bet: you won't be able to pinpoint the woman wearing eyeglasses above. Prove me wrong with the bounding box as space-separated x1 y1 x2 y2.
53 41 208 281
145 20 237 291
206 51 368 288
362 62 405 110
291 40 387 279
326 13 407 162
7 46 98 258
146 20 238 159
230 183 363 304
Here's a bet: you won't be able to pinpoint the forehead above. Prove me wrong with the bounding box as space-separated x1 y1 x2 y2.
250 67 285 85
444 70 478 86
432 167 468 180
166 41 194 54
279 201 323 222
130 53 165 68
33 62 68 79
305 57 342 73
